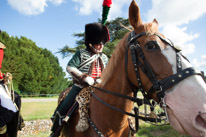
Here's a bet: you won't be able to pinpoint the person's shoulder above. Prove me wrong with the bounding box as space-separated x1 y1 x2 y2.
79 49 90 55
74 49 87 55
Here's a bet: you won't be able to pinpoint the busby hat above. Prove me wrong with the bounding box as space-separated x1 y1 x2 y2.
85 23 110 48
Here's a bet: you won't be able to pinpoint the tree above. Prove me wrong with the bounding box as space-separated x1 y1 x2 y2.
0 31 69 95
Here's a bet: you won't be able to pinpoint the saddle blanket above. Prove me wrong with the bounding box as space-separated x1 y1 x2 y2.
0 84 17 112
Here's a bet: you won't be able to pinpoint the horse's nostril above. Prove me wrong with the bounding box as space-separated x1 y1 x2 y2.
196 113 206 129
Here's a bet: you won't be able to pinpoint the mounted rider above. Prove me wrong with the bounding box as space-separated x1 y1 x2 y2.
0 37 18 137
50 22 110 137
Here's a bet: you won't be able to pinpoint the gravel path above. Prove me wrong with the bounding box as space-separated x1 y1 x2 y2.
18 119 52 136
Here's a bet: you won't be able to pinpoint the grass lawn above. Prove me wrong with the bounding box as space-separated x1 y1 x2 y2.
21 100 58 121
137 123 190 137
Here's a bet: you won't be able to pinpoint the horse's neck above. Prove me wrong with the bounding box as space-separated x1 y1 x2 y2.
90 60 133 134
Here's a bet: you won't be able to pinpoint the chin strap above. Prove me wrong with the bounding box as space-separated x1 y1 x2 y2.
89 43 102 54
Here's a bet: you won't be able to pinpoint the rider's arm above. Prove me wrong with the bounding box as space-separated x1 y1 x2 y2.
67 50 94 86
67 50 82 78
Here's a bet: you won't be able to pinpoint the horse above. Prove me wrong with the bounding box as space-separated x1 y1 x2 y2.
59 0 206 136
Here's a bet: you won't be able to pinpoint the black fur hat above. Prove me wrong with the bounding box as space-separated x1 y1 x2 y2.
85 23 110 49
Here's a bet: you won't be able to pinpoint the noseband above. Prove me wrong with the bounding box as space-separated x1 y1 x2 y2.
89 31 202 136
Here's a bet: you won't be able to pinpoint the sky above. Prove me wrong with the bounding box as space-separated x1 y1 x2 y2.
0 0 206 76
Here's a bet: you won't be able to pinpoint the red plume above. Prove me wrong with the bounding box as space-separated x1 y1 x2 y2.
103 0 112 7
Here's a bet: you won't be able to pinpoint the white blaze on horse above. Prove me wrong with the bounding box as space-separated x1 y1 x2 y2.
164 48 206 136
59 0 206 137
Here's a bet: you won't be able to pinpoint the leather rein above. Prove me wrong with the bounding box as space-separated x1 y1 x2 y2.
89 31 202 136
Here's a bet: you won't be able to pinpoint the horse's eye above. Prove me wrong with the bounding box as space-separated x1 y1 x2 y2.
145 41 160 50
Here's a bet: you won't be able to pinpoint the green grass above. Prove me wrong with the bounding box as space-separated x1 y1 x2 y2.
137 123 190 137
21 101 58 121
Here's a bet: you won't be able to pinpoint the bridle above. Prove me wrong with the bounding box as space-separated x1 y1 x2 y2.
89 31 202 136
126 31 202 100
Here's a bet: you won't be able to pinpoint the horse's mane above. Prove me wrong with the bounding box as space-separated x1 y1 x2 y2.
101 32 130 86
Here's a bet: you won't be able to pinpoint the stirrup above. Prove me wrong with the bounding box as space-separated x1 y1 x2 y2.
56 111 65 126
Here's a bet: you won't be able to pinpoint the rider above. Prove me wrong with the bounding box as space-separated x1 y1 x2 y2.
0 36 17 137
50 22 110 137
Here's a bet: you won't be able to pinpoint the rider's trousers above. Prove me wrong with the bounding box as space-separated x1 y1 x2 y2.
51 85 82 133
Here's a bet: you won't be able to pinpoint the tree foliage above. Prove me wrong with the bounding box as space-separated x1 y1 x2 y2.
57 17 130 58
0 32 69 95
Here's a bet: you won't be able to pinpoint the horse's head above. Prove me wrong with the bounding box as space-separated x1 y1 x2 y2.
127 0 206 136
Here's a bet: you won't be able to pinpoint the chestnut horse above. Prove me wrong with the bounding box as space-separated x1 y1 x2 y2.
59 0 206 136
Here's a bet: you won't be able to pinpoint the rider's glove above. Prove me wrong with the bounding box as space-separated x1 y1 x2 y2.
96 79 101 84
84 76 94 86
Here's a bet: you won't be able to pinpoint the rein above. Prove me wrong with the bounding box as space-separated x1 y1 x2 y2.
88 31 202 136
90 85 162 122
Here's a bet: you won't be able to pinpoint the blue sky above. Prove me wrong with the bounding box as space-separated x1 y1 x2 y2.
0 0 206 75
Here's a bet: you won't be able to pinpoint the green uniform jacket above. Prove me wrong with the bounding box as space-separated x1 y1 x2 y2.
67 49 108 85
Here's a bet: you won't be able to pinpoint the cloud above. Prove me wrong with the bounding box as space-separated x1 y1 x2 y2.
7 0 64 15
49 0 64 5
161 25 199 55
192 55 206 71
72 0 141 19
147 0 206 27
108 0 131 20
72 0 101 15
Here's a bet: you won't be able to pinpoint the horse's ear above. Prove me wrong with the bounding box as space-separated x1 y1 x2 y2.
153 18 158 25
129 0 142 29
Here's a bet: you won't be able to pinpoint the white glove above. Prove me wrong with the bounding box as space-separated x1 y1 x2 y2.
84 76 95 85
96 79 102 84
